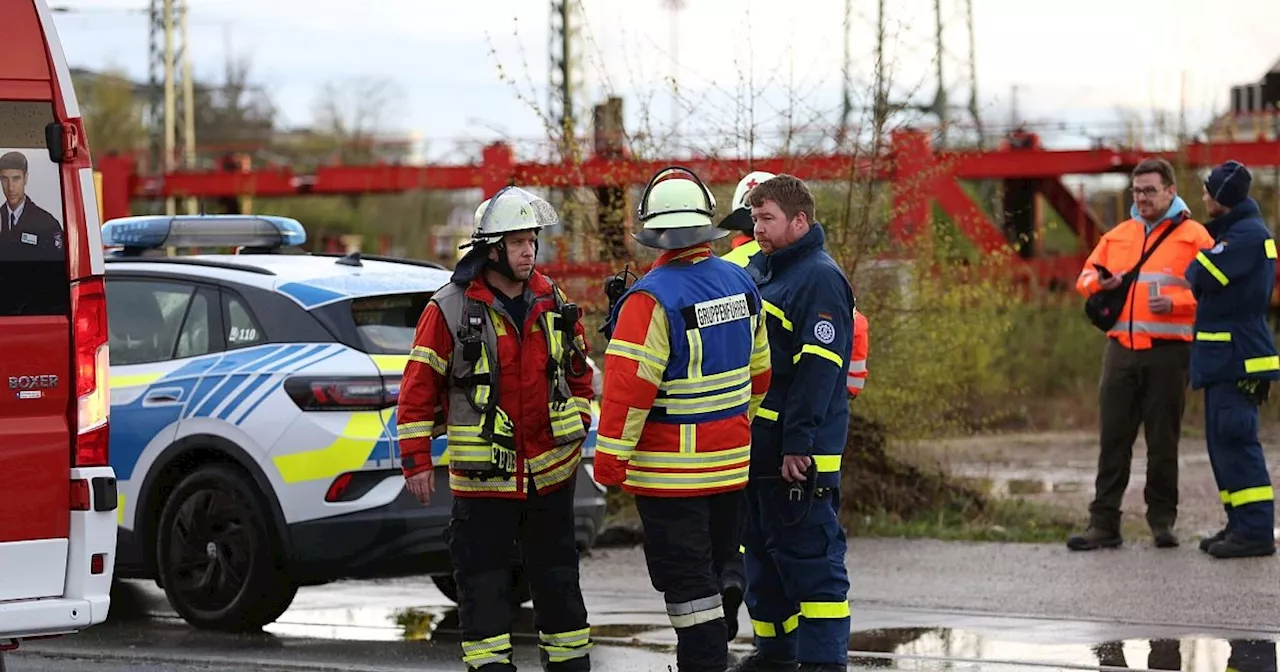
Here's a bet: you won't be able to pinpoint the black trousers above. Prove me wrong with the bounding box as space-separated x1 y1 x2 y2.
1089 338 1190 532
720 493 748 592
447 481 592 671
635 491 741 672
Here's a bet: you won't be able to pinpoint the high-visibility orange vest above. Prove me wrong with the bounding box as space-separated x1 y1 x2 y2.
1077 213 1214 350
847 309 868 396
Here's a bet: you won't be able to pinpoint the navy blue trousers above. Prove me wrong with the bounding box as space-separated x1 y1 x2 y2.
741 480 850 664
1205 381 1275 541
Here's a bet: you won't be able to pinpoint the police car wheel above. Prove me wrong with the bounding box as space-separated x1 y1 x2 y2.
155 464 297 631
431 572 531 606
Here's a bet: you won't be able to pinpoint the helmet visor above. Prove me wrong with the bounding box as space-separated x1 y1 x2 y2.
476 186 559 241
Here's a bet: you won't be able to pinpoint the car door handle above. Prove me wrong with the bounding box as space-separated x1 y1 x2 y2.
144 391 180 403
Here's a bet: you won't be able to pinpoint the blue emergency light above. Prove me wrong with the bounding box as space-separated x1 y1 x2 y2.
101 215 307 251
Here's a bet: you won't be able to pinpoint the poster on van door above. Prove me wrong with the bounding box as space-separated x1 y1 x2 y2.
0 149 64 263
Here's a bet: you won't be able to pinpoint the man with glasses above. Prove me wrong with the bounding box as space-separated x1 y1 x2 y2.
1069 158 1214 551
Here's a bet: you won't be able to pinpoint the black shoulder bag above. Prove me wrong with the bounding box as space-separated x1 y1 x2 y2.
1084 218 1182 332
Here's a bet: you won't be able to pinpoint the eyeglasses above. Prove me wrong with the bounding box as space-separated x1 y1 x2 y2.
1130 186 1164 197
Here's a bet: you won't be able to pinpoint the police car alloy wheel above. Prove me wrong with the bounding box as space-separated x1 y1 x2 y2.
155 465 296 631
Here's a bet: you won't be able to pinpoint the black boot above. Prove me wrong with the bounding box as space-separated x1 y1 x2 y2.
1150 525 1179 549
1208 533 1277 559
797 664 846 672
722 583 744 642
728 652 799 672
1199 528 1228 553
1066 526 1122 551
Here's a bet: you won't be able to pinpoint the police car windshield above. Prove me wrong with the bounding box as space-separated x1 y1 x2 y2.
350 293 432 354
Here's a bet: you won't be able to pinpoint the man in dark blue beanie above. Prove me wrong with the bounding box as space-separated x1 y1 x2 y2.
1185 160 1280 558
1205 160 1252 209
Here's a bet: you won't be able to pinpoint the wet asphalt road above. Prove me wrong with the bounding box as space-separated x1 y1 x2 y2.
8 538 1280 670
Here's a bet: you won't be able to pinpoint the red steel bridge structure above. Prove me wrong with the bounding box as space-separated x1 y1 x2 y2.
94 128 1280 300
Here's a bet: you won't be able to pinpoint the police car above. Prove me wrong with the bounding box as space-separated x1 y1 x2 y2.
101 215 606 631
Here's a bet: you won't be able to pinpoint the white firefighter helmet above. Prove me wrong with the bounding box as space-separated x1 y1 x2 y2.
719 170 776 235
465 185 558 248
633 166 728 250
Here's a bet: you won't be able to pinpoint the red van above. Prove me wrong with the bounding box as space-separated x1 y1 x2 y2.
0 0 117 658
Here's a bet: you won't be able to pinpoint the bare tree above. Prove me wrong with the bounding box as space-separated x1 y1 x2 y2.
309 76 406 165
193 53 277 160
74 67 147 156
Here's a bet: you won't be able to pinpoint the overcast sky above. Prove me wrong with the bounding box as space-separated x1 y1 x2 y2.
50 0 1280 160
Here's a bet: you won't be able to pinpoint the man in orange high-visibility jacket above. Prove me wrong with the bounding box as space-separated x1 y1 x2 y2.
1068 157 1213 552
595 167 772 672
396 186 597 671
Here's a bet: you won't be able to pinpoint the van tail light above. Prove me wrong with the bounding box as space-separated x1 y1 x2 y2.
71 277 110 467
284 375 400 411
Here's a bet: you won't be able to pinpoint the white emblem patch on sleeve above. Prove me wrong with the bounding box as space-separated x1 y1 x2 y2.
814 320 836 344
1209 242 1226 254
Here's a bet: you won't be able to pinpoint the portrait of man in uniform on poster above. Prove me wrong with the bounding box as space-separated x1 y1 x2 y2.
0 150 64 262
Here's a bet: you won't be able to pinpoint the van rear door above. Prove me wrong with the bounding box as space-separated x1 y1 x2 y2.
0 0 111 610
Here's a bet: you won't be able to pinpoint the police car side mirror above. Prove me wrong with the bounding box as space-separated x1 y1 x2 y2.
45 123 65 163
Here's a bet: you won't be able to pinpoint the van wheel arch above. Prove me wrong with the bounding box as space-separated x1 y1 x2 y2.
135 434 290 579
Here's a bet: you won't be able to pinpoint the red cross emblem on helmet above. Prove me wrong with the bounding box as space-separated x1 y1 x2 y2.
746 179 759 189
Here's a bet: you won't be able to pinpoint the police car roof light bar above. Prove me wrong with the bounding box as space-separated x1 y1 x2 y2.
100 215 307 252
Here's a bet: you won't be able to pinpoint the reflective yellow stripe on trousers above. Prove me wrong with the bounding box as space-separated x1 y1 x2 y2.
462 633 512 668
538 627 593 663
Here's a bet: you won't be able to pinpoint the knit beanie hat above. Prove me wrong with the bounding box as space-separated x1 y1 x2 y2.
1205 160 1252 208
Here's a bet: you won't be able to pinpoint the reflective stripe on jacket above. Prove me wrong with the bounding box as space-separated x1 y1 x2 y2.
1187 197 1280 389
1076 199 1213 349
395 271 595 499
595 245 772 497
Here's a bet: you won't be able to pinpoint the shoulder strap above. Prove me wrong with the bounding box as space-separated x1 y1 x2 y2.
1129 215 1183 276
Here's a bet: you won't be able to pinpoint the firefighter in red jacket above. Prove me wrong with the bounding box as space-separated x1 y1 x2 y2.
396 186 596 671
595 167 772 672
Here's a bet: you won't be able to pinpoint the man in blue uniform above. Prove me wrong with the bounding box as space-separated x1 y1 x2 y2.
729 174 853 672
1186 160 1280 559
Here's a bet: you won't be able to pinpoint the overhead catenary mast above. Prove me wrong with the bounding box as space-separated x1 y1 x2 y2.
147 0 196 217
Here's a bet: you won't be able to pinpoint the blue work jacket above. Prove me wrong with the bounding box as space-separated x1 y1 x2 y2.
1185 197 1280 389
744 224 854 488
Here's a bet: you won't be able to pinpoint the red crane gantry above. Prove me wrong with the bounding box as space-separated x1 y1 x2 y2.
94 128 1280 291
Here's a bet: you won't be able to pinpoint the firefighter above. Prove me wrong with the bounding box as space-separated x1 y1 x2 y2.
720 170 776 266
716 169 869 643
731 174 854 672
594 166 772 672
396 186 596 671
1186 160 1280 559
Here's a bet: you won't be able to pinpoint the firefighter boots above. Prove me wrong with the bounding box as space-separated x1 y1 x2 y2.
1200 528 1228 552
1207 533 1277 559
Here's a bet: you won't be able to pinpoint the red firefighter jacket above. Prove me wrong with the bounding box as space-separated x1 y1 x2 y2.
396 271 595 499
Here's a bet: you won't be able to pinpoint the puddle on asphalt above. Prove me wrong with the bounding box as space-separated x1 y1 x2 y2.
110 581 1280 670
949 466 1090 498
850 627 1279 672
262 605 670 644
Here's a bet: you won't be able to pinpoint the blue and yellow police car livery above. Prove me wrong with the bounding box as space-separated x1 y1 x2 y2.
101 215 605 631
